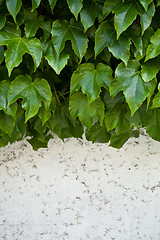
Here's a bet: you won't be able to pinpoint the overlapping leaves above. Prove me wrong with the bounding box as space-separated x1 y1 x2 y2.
0 0 160 150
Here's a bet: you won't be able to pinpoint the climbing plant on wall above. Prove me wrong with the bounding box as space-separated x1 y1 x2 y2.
0 0 159 150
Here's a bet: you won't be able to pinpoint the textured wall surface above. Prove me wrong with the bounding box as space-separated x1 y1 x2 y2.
0 131 160 240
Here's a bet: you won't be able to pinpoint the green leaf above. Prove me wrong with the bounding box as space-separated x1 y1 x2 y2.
28 135 52 151
44 40 69 74
53 105 83 140
85 122 110 143
95 20 131 65
139 1 155 34
146 109 160 141
110 129 139 149
48 0 57 11
38 102 52 126
0 46 4 64
115 106 131 134
0 80 17 118
151 91 160 109
146 78 157 107
0 136 8 147
70 63 113 103
0 110 15 136
6 0 22 22
103 0 155 38
80 0 104 32
141 58 160 82
69 91 104 128
104 96 130 134
32 0 41 11
146 29 160 61
7 75 52 122
125 25 143 55
139 0 153 11
67 0 83 20
51 18 88 61
110 60 148 115
24 10 51 41
103 0 138 38
0 23 42 75
105 100 122 131
0 6 7 30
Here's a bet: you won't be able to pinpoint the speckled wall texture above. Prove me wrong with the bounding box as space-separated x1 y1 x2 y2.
0 132 160 240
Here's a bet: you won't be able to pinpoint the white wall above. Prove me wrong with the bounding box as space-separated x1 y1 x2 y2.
0 131 160 240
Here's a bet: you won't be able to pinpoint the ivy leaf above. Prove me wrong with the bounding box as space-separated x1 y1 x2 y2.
141 57 160 82
0 110 15 136
32 0 41 11
38 102 52 126
67 0 83 20
146 109 160 141
48 0 57 11
103 0 155 38
69 91 104 128
110 60 148 115
70 63 113 103
95 20 131 65
53 105 83 140
105 100 122 131
45 39 69 74
146 78 157 107
85 122 110 143
51 18 88 61
0 5 7 30
0 80 17 118
110 129 139 149
7 75 52 122
151 87 160 109
24 10 51 41
0 136 8 147
6 0 22 22
28 135 53 151
115 105 131 134
139 1 155 35
125 25 143 55
146 29 160 61
139 0 153 11
0 23 42 75
0 46 4 64
80 0 104 32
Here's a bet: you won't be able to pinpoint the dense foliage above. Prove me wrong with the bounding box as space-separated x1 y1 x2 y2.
0 0 160 150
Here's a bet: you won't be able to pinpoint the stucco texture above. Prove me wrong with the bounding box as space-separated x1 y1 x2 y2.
0 131 160 240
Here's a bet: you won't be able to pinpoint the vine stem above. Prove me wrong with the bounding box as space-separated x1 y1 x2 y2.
53 85 61 106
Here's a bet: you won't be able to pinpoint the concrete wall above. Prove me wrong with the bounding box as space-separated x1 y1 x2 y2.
0 131 160 240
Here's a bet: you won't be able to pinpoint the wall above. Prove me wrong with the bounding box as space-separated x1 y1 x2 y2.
0 131 160 240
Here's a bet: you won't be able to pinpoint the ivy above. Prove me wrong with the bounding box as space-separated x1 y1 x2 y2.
0 0 160 150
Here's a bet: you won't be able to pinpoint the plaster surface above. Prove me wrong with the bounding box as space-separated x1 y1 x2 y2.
0 131 160 240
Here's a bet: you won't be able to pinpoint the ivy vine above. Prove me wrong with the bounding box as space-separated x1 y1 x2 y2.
0 0 160 150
